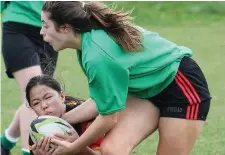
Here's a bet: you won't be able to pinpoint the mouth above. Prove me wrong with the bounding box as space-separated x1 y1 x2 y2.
45 112 52 115
43 38 52 45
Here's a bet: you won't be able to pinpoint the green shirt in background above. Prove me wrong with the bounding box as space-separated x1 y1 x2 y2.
78 28 192 115
1 1 43 28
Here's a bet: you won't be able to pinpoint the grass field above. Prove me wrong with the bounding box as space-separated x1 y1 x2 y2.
1 2 225 155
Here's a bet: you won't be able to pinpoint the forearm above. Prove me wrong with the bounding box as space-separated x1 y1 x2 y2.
71 113 118 151
62 98 98 124
80 147 101 155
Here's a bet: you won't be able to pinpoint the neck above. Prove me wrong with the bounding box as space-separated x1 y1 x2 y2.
60 104 67 118
67 33 82 50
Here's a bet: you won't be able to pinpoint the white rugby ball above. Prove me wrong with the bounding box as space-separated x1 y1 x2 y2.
29 115 74 146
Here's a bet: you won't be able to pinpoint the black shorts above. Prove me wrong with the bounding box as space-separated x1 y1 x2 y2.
2 22 58 78
149 56 211 121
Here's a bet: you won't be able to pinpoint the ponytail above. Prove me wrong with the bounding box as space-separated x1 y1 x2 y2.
85 2 144 52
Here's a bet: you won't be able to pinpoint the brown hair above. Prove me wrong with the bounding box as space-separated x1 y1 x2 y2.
42 1 143 52
26 75 85 107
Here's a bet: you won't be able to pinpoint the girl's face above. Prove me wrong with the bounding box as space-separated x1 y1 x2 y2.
40 11 69 51
29 85 66 117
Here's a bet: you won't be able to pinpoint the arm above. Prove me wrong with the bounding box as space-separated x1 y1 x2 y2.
51 112 118 154
54 129 102 155
61 98 98 124
51 54 128 154
71 112 118 151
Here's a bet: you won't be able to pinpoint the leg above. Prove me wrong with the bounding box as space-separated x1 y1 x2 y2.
148 57 211 155
156 118 204 155
100 96 160 155
1 23 58 154
6 104 37 150
1 66 42 155
9 66 42 149
6 109 21 139
18 104 37 150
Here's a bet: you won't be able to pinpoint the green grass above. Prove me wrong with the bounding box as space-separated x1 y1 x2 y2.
1 2 225 155
106 1 225 26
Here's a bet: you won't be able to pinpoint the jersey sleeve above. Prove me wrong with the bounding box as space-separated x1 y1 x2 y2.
86 57 129 115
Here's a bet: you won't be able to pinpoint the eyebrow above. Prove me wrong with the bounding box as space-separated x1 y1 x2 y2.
31 98 40 103
43 93 51 98
30 92 51 103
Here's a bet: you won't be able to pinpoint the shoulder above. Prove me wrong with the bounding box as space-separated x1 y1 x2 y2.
81 29 119 60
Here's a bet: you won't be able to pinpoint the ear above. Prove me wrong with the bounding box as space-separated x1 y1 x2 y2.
60 91 65 103
63 24 71 33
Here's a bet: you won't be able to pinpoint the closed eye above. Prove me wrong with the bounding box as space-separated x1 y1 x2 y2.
32 102 40 107
45 96 52 100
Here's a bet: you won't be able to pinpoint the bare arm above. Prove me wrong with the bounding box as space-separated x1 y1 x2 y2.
61 98 98 124
70 113 117 150
51 112 118 154
54 129 101 155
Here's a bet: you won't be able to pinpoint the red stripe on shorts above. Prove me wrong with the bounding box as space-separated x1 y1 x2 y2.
175 70 201 119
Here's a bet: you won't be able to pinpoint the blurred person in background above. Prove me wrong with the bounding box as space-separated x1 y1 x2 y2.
1 2 58 155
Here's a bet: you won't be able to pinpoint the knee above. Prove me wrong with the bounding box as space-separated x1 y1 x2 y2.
100 140 130 155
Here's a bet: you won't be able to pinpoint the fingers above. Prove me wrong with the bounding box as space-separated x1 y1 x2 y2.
67 129 75 135
52 147 60 155
47 146 55 155
37 138 44 149
44 137 51 152
41 137 48 150
54 133 67 140
50 138 64 146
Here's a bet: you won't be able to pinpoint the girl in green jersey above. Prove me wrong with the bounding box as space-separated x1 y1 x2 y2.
40 2 211 155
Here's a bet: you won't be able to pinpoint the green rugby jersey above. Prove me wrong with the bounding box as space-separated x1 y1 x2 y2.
77 28 192 115
1 1 43 28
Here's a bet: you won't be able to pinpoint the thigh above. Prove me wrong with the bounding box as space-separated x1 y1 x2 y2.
13 66 42 103
157 117 204 155
101 96 160 155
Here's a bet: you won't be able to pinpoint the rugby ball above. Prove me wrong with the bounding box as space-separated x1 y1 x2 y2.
29 115 74 146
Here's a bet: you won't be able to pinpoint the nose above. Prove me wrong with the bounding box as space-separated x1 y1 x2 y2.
41 100 48 110
40 27 45 36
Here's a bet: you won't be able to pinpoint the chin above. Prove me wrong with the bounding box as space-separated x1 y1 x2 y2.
53 46 65 52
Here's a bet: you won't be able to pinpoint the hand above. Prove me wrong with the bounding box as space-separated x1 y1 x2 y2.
32 137 55 155
51 138 76 155
53 129 79 143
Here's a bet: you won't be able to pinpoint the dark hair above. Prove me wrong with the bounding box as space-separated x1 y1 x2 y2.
25 75 84 106
42 1 143 52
